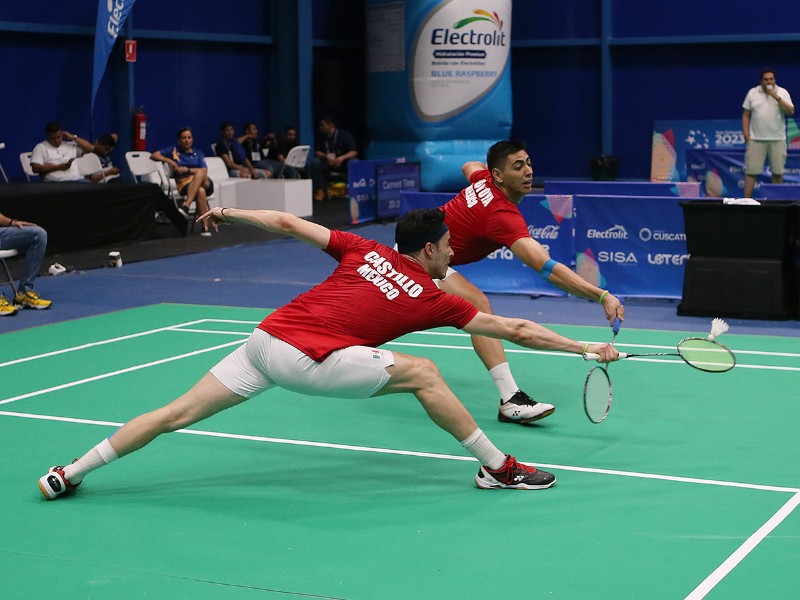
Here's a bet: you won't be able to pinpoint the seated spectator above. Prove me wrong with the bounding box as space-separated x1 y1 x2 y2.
273 125 303 178
0 211 52 315
151 128 214 237
215 121 269 179
87 133 122 183
30 122 94 182
311 116 357 201
238 122 282 176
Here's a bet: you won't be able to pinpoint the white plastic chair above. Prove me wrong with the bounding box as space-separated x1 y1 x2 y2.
20 152 37 181
76 153 106 182
278 145 309 178
0 248 19 297
125 151 161 184
0 142 8 182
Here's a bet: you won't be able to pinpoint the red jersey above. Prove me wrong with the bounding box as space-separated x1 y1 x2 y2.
259 230 478 361
439 169 530 266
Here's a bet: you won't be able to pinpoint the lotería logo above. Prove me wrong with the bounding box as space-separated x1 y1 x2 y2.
639 228 687 242
587 225 628 240
647 253 689 266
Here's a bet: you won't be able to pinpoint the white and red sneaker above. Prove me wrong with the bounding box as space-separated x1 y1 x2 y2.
38 464 80 500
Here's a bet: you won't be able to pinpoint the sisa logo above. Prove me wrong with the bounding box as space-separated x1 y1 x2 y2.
647 253 689 266
528 225 559 240
598 251 638 264
587 225 628 240
639 228 687 242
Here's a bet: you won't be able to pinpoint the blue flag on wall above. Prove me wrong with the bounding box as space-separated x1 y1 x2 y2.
91 0 136 112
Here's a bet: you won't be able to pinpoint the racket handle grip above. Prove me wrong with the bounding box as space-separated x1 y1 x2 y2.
612 315 621 335
583 351 629 361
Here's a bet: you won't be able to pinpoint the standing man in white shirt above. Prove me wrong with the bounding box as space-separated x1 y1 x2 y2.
30 121 94 182
742 69 795 197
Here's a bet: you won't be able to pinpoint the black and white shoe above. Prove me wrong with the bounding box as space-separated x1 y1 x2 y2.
498 390 555 424
475 455 556 490
38 464 80 500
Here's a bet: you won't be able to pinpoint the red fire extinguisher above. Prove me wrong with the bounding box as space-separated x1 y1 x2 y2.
132 107 147 151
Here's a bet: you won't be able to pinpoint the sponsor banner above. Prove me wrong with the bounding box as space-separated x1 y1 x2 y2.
365 0 512 191
397 192 572 296
651 119 744 183
544 180 700 197
92 0 136 112
574 195 688 298
686 148 800 197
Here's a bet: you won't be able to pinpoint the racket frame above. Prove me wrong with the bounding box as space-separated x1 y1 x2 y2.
583 364 612 424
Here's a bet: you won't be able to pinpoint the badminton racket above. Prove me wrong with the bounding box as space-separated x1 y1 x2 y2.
582 314 621 424
582 318 733 424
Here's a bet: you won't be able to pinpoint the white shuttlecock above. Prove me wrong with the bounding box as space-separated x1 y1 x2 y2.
707 318 729 341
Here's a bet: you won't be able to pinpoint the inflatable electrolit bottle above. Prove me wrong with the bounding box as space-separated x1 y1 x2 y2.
365 0 512 191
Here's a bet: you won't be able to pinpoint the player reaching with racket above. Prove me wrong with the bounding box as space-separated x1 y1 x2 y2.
437 140 624 425
38 207 618 500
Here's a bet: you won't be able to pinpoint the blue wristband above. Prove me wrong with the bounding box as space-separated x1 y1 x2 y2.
538 258 557 280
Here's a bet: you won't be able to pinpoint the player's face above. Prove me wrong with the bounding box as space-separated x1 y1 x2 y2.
492 150 533 202
430 231 454 279
761 72 776 88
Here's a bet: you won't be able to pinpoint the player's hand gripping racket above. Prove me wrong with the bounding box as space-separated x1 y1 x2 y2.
582 315 621 424
582 318 734 424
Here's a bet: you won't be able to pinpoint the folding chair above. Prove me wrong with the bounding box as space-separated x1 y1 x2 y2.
0 143 8 183
19 152 37 181
0 249 19 297
278 145 310 179
76 153 106 182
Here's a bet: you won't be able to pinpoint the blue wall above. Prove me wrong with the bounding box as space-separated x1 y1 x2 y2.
1 1 799 184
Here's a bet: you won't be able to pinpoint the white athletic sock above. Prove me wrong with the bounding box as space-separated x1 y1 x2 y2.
489 362 520 403
461 428 506 470
63 438 119 484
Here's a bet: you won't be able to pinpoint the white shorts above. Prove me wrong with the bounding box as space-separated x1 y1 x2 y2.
434 266 458 289
210 329 395 399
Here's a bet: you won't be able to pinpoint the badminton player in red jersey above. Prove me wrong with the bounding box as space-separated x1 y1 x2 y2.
438 140 624 425
38 207 617 499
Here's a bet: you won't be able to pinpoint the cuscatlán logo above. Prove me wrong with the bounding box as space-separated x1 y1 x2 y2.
639 228 686 242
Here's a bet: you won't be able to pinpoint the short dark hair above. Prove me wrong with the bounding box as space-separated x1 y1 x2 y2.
242 122 257 132
177 127 192 138
220 121 234 131
395 209 448 254
45 121 62 134
96 134 116 147
761 69 776 79
486 140 527 171
320 116 336 126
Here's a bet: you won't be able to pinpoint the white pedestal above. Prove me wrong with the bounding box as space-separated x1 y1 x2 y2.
232 179 313 217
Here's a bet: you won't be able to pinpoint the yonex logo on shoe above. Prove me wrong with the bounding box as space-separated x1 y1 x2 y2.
47 475 63 492
514 475 524 482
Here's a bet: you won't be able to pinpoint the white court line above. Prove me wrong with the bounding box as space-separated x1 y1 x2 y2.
0 319 211 369
685 492 800 599
0 340 243 406
2 409 797 495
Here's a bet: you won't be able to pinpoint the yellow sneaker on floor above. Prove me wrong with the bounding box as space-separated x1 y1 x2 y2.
15 290 52 310
0 294 19 316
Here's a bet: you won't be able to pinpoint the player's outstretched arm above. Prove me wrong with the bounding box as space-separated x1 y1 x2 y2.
462 161 486 180
463 312 619 362
509 237 624 324
198 207 331 248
